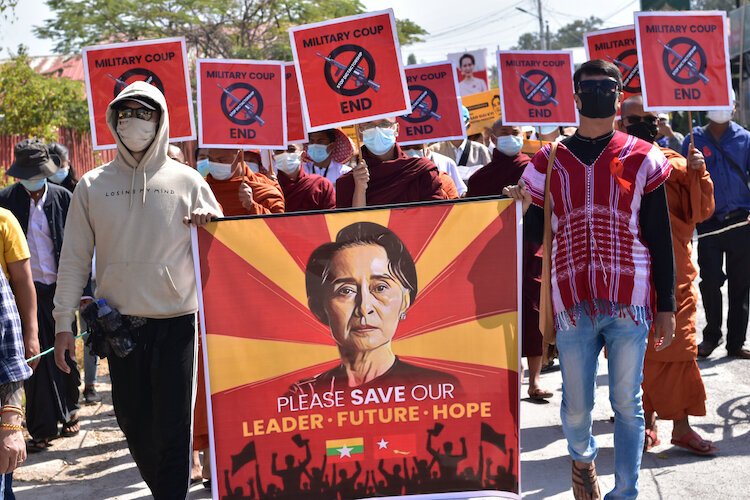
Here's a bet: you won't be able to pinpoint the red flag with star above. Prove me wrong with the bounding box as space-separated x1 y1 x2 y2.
373 434 418 459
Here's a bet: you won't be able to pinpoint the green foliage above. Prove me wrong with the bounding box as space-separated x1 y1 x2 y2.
0 52 89 140
691 0 736 11
513 16 603 50
36 0 427 59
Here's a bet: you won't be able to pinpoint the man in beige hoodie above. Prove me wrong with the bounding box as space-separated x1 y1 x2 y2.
52 81 222 499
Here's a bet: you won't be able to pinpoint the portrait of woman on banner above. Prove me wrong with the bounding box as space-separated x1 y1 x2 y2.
290 222 461 394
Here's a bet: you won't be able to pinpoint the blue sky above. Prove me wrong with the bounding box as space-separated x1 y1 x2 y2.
0 0 640 62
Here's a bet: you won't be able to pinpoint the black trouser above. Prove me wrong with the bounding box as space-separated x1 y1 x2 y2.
25 282 80 440
108 314 196 500
698 224 750 352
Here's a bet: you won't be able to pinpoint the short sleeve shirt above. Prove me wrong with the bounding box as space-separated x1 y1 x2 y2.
0 207 30 278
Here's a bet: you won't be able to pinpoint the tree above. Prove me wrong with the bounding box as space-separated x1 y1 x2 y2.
512 16 602 50
0 50 89 140
35 0 426 59
689 0 735 11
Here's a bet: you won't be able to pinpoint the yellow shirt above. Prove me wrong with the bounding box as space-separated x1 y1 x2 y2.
0 207 30 278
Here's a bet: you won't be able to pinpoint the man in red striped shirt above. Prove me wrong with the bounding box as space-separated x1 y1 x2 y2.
505 59 676 500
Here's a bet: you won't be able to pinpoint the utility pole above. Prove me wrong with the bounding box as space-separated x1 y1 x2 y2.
537 0 545 50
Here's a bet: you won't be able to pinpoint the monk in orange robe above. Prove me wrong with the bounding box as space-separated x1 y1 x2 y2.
618 96 716 455
200 148 285 215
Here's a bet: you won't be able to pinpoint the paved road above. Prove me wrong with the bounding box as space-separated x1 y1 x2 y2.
13 262 750 499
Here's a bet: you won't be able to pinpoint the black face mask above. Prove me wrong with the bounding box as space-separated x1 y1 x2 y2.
577 91 618 119
625 121 658 143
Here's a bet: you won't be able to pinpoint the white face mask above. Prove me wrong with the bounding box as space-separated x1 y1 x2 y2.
207 161 233 180
274 152 302 175
403 149 425 158
496 134 524 156
116 117 157 153
706 109 733 124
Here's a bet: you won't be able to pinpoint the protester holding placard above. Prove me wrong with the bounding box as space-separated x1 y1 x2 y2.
336 117 445 208
682 94 750 360
198 148 285 216
273 144 336 212
618 95 717 456
465 120 550 401
52 81 222 499
302 129 353 187
506 60 676 500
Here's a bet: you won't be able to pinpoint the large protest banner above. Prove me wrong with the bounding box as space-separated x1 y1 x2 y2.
197 59 286 149
194 198 522 500
285 63 307 144
397 62 466 146
584 26 641 99
497 51 578 126
448 49 490 97
635 11 732 111
462 89 501 136
289 9 411 131
82 37 194 149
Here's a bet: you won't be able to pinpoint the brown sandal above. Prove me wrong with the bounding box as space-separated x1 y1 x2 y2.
572 460 602 500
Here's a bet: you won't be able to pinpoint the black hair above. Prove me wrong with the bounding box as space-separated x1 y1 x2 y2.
305 222 417 325
309 129 337 143
573 59 622 92
459 53 475 66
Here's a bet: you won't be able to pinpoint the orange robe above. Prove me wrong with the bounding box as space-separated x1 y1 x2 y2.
439 171 460 199
206 164 285 215
642 148 714 420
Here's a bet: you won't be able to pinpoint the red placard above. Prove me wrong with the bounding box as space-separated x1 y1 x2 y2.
497 51 578 126
197 59 286 149
82 37 195 150
584 26 640 99
396 62 466 146
285 63 307 144
289 9 411 132
635 11 732 111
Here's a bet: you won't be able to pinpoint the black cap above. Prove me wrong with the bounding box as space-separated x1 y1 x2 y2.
114 96 158 111
47 142 69 168
7 139 59 180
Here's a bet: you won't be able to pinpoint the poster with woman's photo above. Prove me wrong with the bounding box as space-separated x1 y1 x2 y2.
448 49 490 97
193 198 521 500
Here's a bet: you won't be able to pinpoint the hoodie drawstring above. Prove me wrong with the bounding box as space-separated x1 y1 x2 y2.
129 164 137 209
142 167 147 205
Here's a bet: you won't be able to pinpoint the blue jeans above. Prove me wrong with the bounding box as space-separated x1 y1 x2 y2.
556 304 650 500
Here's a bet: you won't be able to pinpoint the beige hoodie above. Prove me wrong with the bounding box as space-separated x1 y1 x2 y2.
53 82 222 333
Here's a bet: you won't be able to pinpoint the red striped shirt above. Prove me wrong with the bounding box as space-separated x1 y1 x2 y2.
522 131 672 319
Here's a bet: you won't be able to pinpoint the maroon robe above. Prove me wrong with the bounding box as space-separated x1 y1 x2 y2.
336 144 445 208
466 149 531 197
465 149 542 357
278 168 335 213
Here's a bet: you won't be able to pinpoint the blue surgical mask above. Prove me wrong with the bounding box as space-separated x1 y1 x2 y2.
362 126 396 155
307 144 331 163
48 167 69 184
20 178 47 192
196 158 210 177
539 125 559 136
496 134 524 156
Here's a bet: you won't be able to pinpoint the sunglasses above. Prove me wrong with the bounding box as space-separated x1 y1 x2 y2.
577 79 621 95
624 114 658 125
117 108 154 121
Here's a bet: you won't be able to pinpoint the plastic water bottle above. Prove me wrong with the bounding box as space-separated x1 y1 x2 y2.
96 298 122 332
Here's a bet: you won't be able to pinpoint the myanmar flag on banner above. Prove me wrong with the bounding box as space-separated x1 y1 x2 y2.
326 437 364 461
373 434 418 459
